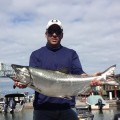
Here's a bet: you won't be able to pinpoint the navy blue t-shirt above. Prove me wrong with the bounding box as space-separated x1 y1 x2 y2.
29 43 84 110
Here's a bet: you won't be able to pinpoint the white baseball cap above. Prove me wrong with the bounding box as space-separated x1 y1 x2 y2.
46 19 63 30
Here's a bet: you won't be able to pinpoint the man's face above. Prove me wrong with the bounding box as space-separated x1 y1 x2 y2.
45 25 63 47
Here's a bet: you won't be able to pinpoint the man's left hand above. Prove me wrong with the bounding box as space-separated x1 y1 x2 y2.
90 79 102 86
90 72 102 86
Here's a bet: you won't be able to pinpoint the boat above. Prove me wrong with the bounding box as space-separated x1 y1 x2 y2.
76 106 94 120
86 95 109 110
2 93 25 114
78 112 94 120
76 105 90 111
0 97 5 112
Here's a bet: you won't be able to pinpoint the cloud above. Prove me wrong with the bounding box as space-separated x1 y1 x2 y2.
0 0 120 74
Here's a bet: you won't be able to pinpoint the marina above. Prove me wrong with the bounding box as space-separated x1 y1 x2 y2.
0 94 120 120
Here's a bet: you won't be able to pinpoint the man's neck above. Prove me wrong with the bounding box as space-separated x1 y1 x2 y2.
46 43 62 51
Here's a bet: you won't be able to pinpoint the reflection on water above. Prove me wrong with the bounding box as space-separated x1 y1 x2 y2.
92 107 120 120
0 107 120 120
0 109 33 120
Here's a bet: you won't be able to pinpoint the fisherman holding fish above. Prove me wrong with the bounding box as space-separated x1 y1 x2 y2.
13 19 103 120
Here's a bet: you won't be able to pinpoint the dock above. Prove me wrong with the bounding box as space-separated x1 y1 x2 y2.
76 98 118 108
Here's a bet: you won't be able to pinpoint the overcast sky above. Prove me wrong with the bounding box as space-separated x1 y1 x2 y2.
0 0 120 74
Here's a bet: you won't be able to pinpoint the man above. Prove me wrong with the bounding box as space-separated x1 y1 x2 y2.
14 19 100 120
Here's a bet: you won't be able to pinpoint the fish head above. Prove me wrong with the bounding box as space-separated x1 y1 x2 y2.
11 64 31 85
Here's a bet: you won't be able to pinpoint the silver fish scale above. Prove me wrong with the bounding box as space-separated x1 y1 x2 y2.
29 68 99 97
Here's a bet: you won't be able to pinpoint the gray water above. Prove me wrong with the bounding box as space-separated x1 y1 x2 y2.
0 109 33 120
0 107 120 120
92 107 119 120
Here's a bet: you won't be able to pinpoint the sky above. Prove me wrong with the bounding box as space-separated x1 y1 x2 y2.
0 0 120 74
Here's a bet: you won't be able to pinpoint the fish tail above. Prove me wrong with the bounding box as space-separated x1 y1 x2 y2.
101 64 116 80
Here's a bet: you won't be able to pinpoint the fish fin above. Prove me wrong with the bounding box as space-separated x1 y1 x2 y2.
57 67 69 74
101 65 116 80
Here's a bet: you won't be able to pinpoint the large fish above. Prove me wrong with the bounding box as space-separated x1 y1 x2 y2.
10 64 118 98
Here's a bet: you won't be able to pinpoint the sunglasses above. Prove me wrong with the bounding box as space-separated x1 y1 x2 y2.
47 29 62 35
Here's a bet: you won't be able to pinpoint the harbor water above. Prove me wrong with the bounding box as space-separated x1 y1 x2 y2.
0 109 33 120
0 107 120 120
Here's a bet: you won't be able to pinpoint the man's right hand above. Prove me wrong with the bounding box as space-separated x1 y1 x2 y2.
12 77 27 89
90 79 102 86
14 81 27 89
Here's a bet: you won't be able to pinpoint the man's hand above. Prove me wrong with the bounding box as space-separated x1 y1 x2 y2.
81 72 102 86
14 81 27 89
90 72 102 86
12 77 27 89
90 79 102 86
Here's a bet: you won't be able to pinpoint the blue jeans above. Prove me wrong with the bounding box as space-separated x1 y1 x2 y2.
33 108 78 120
